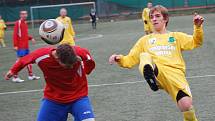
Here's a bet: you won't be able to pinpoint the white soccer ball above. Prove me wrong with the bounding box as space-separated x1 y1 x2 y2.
39 19 65 45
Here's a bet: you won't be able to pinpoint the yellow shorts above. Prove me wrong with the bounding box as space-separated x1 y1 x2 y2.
156 64 192 102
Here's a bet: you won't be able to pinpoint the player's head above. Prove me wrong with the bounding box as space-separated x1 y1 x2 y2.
193 11 198 16
0 15 2 19
149 5 169 31
20 10 28 20
56 44 78 68
147 2 153 9
60 8 67 18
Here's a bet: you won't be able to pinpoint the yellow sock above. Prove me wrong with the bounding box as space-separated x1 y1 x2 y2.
138 52 153 75
183 107 198 121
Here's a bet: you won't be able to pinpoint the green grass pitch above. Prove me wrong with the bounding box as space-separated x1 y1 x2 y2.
0 13 215 121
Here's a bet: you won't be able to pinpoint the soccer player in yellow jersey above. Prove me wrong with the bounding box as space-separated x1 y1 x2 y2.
142 2 153 35
0 15 7 47
56 8 76 45
109 5 204 121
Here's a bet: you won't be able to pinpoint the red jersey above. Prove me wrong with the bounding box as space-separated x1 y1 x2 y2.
10 46 95 103
13 19 32 49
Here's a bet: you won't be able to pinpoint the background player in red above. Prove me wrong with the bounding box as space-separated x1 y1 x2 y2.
13 10 40 82
5 44 96 121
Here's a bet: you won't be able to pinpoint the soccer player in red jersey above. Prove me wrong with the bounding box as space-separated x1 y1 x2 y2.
12 10 40 82
5 44 96 121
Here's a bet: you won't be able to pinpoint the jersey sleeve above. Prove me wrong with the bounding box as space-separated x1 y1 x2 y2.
117 37 144 69
13 22 19 47
178 25 204 50
10 48 46 74
78 47 95 75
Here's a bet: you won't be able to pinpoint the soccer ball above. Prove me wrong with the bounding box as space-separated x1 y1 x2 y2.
39 19 65 45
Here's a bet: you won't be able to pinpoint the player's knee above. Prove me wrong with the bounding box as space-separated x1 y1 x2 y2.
82 118 95 121
178 96 193 112
176 90 193 111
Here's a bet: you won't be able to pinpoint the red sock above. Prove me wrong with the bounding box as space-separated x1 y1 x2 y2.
13 75 18 78
27 64 33 76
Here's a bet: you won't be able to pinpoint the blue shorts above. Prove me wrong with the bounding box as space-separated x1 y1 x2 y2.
37 96 95 121
16 49 30 57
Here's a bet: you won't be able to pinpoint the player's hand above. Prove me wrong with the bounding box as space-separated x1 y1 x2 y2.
4 70 14 80
109 54 121 65
193 14 204 27
90 19 92 22
32 38 36 44
14 46 18 51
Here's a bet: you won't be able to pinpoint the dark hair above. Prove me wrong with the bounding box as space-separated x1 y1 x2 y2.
56 44 78 67
150 5 169 26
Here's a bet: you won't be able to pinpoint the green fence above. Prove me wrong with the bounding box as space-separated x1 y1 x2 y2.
0 0 215 22
0 0 95 22
97 0 215 16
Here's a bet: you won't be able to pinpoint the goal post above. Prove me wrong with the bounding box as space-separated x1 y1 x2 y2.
30 2 96 28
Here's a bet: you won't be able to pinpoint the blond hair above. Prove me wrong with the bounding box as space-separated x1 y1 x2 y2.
150 5 169 26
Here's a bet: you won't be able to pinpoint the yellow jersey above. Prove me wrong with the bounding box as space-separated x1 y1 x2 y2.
56 16 75 45
0 19 6 38
117 25 203 73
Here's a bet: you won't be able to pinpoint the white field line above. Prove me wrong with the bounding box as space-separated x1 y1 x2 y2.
0 74 215 96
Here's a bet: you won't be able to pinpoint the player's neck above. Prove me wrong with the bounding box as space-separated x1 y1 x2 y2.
153 28 168 34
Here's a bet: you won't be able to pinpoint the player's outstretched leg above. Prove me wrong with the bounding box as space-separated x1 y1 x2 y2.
139 52 159 91
177 91 198 121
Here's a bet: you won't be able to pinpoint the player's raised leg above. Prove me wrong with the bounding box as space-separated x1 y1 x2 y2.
139 53 159 91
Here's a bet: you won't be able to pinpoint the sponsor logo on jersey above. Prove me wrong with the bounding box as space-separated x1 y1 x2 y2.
168 37 176 43
149 38 156 44
150 45 176 56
